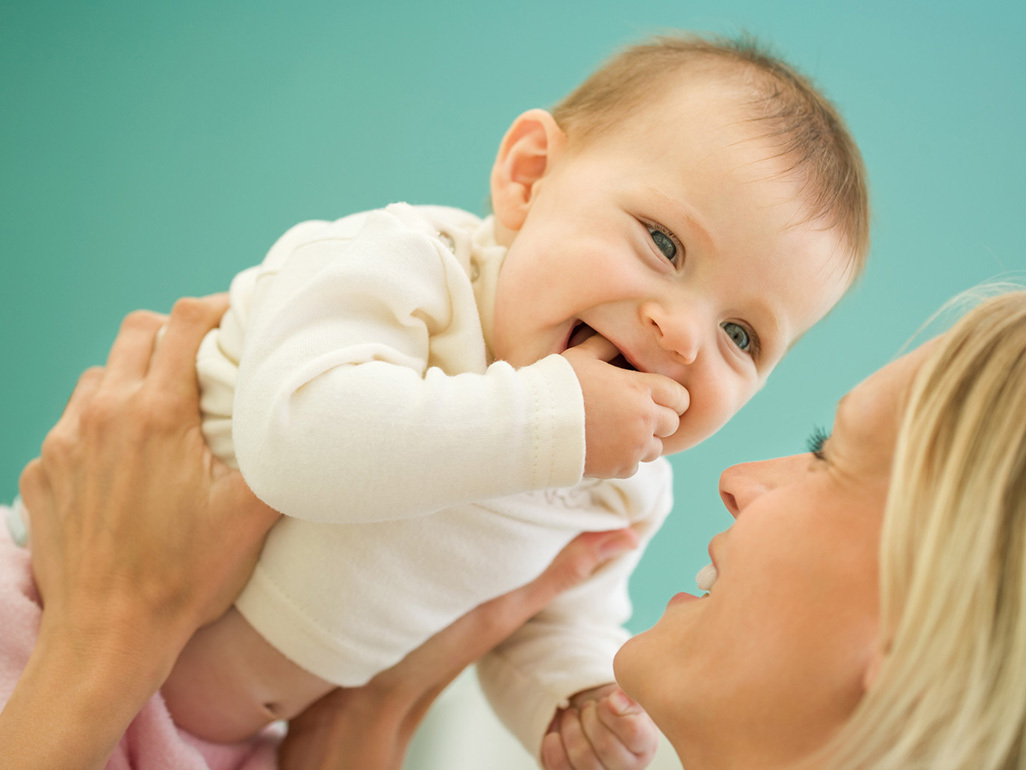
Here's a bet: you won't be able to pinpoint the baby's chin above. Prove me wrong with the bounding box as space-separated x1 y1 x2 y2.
660 422 714 457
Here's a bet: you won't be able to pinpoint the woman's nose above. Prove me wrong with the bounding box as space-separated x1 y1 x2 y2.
718 455 802 518
641 301 700 365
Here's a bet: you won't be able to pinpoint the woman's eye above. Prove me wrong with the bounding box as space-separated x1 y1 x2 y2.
721 321 751 351
805 425 830 460
648 227 677 261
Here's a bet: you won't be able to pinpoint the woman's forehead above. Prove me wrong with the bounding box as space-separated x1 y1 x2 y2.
832 342 935 466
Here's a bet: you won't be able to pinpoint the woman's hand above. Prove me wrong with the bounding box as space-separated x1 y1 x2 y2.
279 528 641 770
1 297 279 770
22 296 279 648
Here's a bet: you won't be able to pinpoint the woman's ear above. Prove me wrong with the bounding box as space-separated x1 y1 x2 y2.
490 109 566 237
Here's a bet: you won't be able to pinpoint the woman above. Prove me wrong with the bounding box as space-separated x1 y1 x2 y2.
4 290 1026 769
614 289 1026 769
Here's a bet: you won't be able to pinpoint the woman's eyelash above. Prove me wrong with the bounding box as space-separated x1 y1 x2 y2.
806 425 830 459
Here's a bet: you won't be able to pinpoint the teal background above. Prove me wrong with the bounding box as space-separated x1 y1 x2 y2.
2 1 1024 635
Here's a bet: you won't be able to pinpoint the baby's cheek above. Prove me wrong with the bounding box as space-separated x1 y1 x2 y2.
662 410 713 455
663 385 737 455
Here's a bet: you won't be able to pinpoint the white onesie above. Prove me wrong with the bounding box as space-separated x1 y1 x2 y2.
196 202 673 755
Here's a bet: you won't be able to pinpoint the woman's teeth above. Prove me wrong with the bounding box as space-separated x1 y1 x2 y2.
696 563 718 592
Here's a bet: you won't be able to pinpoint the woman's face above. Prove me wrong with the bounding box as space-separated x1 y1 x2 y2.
614 345 930 769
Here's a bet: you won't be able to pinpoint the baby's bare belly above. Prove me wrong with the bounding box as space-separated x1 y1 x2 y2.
162 607 335 743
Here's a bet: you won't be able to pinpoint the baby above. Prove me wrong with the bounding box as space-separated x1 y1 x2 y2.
160 34 868 766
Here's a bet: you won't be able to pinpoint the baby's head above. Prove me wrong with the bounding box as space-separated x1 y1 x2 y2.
488 33 869 455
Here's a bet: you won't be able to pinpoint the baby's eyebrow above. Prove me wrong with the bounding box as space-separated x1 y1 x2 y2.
643 187 715 252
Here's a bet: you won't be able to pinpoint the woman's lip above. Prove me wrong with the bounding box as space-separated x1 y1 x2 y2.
667 592 699 606
708 533 726 572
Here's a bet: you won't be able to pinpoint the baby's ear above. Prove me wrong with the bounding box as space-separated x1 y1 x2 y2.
490 109 566 234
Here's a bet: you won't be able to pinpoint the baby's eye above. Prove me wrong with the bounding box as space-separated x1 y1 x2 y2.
648 226 677 261
721 321 751 352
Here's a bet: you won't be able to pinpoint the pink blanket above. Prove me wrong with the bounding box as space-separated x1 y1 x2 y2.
0 511 281 769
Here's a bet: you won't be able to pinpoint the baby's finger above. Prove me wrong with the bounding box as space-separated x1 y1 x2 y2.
652 404 681 439
639 434 663 466
647 375 689 415
596 692 659 758
557 708 603 770
148 295 229 398
579 700 637 769
566 331 621 363
103 310 166 387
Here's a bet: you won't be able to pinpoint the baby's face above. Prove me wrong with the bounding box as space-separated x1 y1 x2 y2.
491 81 851 454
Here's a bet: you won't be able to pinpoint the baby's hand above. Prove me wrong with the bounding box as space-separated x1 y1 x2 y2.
541 684 658 770
563 333 689 478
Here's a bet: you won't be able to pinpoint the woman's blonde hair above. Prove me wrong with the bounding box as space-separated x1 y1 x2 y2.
826 289 1026 769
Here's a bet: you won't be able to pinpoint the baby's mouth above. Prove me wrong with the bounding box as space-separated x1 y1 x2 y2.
566 321 596 349
609 353 636 371
566 322 637 371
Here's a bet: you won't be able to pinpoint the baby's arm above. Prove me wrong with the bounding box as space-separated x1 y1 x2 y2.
477 540 660 769
231 207 586 523
477 463 672 767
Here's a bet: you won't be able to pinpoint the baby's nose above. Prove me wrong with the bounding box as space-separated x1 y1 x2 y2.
643 302 700 365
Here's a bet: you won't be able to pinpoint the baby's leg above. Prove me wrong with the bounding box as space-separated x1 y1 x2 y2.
162 607 335 743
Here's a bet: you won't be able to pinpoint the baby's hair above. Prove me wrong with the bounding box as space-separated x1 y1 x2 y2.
551 33 870 277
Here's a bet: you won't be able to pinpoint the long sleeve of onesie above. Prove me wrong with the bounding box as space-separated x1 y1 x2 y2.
476 459 674 760
209 205 586 523
198 204 661 697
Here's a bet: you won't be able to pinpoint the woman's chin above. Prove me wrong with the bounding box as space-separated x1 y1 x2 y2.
613 621 662 704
